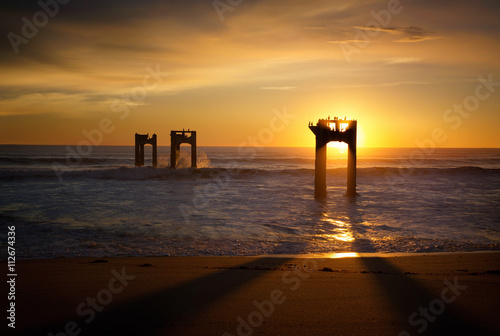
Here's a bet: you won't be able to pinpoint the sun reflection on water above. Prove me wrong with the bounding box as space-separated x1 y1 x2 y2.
328 252 360 258
320 214 355 242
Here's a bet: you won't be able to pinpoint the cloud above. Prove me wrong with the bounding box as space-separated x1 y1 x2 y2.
379 81 429 87
353 26 399 34
260 86 297 90
0 92 94 116
385 57 421 64
0 0 497 120
340 25 442 43
327 39 367 44
395 36 442 43
328 81 429 89
393 26 442 43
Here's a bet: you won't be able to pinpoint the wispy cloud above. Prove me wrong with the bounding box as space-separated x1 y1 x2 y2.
327 39 366 44
395 36 442 43
393 26 442 43
379 81 429 87
353 26 399 34
260 86 297 91
328 81 429 89
341 25 442 43
385 57 421 64
0 92 105 116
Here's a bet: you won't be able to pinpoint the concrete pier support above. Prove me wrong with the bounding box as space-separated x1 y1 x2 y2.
135 133 157 167
170 130 197 168
314 135 328 199
346 127 357 197
309 118 357 198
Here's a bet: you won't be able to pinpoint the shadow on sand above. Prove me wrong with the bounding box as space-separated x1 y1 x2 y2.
324 196 495 335
21 257 292 336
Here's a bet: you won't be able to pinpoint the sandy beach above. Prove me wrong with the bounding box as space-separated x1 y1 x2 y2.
3 252 499 336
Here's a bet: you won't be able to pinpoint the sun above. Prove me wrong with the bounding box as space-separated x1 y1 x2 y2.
327 141 348 153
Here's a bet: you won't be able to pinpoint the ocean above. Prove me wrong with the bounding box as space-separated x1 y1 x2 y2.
0 145 499 258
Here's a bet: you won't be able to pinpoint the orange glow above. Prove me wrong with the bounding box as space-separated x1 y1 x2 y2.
320 215 355 243
0 2 498 147
329 252 360 259
327 141 347 151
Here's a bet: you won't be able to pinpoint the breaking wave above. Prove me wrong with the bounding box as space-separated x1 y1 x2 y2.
0 165 498 181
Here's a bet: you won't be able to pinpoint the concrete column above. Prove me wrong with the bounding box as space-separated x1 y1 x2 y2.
152 134 157 168
135 133 140 167
170 131 176 168
139 145 145 166
315 141 327 199
191 132 197 168
346 123 357 197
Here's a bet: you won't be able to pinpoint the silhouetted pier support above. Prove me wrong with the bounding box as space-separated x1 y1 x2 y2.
346 125 357 197
170 130 197 168
309 118 357 198
314 136 328 198
135 133 157 167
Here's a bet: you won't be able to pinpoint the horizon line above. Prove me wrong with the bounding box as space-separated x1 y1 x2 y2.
1 144 499 149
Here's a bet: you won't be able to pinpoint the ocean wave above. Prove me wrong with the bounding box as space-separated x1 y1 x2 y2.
0 156 114 166
372 166 500 177
9 234 500 259
0 165 498 181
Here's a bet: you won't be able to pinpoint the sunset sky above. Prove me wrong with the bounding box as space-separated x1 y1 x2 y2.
0 0 499 147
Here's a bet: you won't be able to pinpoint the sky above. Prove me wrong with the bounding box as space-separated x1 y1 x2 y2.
0 0 499 147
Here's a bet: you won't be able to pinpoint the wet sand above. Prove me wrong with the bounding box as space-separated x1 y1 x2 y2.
6 252 500 335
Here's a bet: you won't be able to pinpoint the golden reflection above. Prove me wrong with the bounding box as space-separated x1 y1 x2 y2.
328 252 360 259
320 215 355 242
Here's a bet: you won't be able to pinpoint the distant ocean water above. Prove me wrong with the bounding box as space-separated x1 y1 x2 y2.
0 145 499 258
